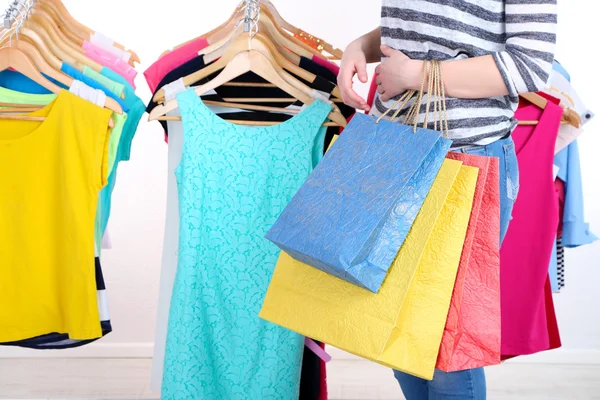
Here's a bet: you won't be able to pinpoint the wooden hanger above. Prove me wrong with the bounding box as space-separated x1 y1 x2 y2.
259 0 343 60
0 45 59 123
35 0 87 38
30 8 84 51
258 7 322 58
160 2 331 61
202 30 344 103
518 92 581 128
0 46 62 94
153 33 301 102
0 101 116 128
5 20 82 68
203 19 301 65
0 27 63 70
155 32 340 104
35 1 136 70
0 46 120 126
158 7 246 58
157 33 328 109
8 38 72 86
5 39 122 116
34 1 83 45
149 35 346 127
236 1 340 59
201 13 315 60
26 13 104 72
201 19 300 66
37 0 140 66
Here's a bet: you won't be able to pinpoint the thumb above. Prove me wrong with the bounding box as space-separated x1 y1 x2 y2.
380 45 394 58
356 60 368 83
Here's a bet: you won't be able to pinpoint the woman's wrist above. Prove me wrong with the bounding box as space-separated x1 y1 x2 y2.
357 27 382 63
406 59 426 91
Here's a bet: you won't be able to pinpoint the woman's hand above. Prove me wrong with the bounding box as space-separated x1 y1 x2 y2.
338 40 370 112
375 45 422 102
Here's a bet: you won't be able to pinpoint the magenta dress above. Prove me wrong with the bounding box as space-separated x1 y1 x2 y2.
500 98 563 356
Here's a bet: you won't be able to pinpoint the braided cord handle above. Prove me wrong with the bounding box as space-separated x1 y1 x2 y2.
376 60 449 138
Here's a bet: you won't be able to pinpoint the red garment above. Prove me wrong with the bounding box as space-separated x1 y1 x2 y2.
544 276 562 350
555 178 566 237
500 98 563 356
367 74 378 108
319 343 328 400
144 37 209 92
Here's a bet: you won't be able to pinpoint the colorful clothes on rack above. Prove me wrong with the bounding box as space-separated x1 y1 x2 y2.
90 32 131 62
83 41 137 88
500 98 562 356
98 67 146 162
93 68 146 243
0 90 111 343
145 54 353 143
0 65 129 112
161 90 331 400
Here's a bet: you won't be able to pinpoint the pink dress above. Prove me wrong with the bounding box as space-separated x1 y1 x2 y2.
83 41 137 88
143 37 209 92
500 98 563 356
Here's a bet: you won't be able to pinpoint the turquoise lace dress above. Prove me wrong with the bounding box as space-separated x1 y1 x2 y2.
162 88 332 400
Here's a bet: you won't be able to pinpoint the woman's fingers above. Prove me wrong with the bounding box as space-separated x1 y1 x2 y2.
356 59 368 84
338 63 369 110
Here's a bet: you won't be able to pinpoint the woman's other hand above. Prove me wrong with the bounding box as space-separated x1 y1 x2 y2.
338 40 370 112
375 45 422 102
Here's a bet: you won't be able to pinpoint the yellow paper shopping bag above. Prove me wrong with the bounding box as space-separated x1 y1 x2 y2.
260 159 478 380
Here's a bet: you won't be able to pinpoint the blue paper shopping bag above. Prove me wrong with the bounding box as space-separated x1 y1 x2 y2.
266 111 452 293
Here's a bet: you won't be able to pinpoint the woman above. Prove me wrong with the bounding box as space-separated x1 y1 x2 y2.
338 1 557 399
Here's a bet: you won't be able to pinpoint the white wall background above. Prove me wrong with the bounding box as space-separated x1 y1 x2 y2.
1 0 599 362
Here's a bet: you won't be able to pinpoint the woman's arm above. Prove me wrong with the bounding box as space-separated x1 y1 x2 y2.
376 1 557 101
357 27 382 64
338 27 381 111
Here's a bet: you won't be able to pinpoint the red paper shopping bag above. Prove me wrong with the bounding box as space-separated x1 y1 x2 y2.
436 153 501 372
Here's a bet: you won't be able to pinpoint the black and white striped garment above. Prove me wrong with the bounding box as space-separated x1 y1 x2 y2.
372 0 557 147
557 237 565 290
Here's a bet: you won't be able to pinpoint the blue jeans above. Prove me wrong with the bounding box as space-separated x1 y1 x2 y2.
394 136 520 400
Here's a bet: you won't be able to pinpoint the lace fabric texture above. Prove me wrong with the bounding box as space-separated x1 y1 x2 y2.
161 89 331 400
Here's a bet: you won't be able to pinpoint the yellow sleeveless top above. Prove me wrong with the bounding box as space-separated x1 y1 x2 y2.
0 90 112 342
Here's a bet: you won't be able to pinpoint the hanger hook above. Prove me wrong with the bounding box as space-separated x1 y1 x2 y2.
14 0 28 42
3 0 18 29
14 0 31 35
240 0 260 49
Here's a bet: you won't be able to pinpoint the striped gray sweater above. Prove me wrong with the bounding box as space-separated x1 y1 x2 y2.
372 0 557 146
